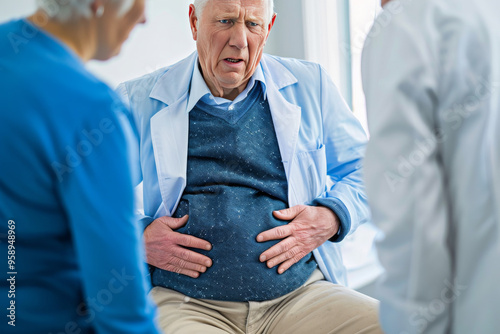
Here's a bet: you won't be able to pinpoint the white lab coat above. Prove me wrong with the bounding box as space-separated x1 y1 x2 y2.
362 0 500 333
117 52 370 286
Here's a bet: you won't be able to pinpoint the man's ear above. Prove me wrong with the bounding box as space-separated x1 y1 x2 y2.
265 13 277 41
189 4 198 41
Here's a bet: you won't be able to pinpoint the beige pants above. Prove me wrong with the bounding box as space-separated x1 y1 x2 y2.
150 269 382 334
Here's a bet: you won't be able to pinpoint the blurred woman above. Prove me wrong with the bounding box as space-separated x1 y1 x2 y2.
0 1 159 333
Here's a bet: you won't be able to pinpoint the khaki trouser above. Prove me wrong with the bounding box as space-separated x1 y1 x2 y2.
150 269 383 334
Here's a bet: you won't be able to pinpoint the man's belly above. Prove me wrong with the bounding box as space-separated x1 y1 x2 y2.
151 189 317 301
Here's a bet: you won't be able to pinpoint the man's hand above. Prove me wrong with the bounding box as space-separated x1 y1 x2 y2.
256 205 340 274
144 215 212 278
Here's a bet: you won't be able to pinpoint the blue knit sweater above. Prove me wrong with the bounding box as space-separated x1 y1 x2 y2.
151 84 317 301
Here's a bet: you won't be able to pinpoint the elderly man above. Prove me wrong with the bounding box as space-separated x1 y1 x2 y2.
118 0 381 332
363 0 500 333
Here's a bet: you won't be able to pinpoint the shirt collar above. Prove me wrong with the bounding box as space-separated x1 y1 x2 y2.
187 57 267 112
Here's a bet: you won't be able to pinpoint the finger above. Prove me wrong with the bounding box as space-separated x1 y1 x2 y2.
273 205 306 220
163 214 190 230
162 264 203 279
256 224 293 243
146 245 211 271
171 246 213 268
173 232 212 251
267 246 303 269
169 254 210 273
277 256 302 275
259 237 295 262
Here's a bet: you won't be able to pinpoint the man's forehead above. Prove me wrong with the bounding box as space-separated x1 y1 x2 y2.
208 0 267 16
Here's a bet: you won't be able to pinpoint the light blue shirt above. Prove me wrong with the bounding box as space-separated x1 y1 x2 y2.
186 59 267 111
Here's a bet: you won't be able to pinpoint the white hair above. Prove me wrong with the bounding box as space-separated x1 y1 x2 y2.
193 0 275 24
36 0 135 22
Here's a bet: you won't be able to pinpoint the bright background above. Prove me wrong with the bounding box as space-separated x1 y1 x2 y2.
0 0 383 295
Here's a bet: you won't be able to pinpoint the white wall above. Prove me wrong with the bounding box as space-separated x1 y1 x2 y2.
264 0 305 60
0 0 34 19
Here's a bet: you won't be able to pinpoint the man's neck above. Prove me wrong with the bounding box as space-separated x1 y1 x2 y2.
198 63 249 101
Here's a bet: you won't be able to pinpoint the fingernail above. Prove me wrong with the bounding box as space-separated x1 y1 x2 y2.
205 260 212 267
205 244 212 250
260 255 266 262
278 268 284 274
257 235 263 242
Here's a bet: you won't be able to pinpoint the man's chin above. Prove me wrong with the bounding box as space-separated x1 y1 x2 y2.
218 76 251 90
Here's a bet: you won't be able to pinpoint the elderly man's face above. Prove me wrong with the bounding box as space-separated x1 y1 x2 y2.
189 0 275 100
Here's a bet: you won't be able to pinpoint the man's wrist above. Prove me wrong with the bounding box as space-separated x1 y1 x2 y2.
311 198 351 242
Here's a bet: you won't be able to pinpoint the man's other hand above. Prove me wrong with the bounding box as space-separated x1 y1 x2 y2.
144 215 212 278
256 205 339 274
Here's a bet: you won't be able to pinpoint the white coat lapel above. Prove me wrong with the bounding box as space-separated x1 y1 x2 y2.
260 56 302 204
148 53 198 215
150 102 189 216
267 81 301 177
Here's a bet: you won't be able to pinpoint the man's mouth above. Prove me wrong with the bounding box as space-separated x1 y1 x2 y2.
225 58 243 63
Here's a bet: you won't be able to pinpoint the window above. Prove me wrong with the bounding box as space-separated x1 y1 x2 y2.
300 0 384 291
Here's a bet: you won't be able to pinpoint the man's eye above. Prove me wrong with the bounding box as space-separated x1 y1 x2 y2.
219 19 230 24
248 22 258 27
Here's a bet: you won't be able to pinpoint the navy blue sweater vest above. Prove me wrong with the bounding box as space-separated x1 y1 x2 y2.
151 85 317 301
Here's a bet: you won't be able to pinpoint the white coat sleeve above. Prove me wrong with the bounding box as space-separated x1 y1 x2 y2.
313 65 370 242
361 3 452 333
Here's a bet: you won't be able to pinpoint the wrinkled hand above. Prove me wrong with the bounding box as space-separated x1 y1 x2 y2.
144 215 212 278
256 205 340 274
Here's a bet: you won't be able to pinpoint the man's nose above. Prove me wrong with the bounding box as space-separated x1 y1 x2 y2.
229 23 248 50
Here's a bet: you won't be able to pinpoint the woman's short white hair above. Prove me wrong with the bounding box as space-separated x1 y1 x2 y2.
193 0 275 24
36 0 135 22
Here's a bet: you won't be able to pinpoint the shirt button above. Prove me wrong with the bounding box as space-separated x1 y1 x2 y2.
229 105 234 110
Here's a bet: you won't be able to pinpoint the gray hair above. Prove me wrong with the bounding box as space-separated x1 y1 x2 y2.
193 0 275 25
36 0 135 22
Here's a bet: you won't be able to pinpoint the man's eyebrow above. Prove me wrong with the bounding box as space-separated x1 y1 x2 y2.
245 15 265 23
214 11 238 20
215 13 237 18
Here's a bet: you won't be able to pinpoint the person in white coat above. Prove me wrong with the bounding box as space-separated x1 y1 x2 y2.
362 0 500 333
118 0 383 332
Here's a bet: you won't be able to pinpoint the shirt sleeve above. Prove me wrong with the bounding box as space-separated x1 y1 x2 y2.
311 197 349 242
56 95 160 334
